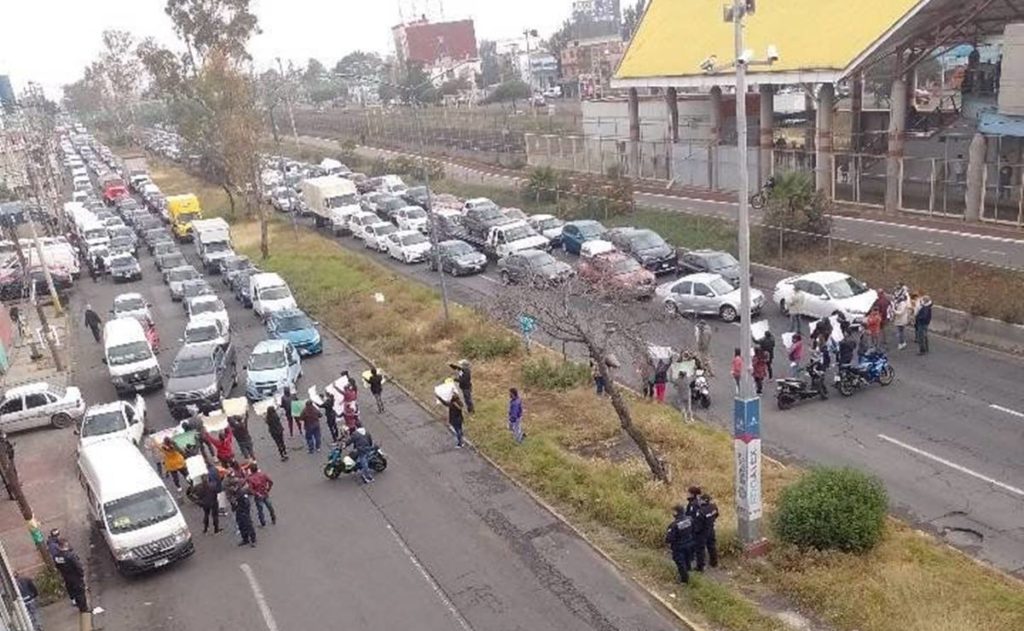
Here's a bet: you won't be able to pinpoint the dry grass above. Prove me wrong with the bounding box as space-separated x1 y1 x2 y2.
148 161 1024 631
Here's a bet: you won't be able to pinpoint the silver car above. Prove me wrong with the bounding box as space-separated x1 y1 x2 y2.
165 265 201 301
656 272 764 323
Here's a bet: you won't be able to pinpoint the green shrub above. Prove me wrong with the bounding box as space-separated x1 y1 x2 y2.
459 333 519 360
775 467 887 553
524 166 562 203
34 566 66 605
521 357 590 391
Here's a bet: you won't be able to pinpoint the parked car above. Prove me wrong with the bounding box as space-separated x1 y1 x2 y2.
164 343 238 419
109 253 142 282
78 397 147 449
527 214 565 246
245 339 302 401
182 318 230 350
348 212 384 241
266 308 323 356
180 279 216 306
375 195 407 222
0 382 85 431
402 186 431 209
657 273 764 322
165 265 201 301
678 249 741 287
773 271 877 321
394 206 429 233
497 249 574 286
428 239 487 276
605 227 677 275
111 292 152 323
218 255 253 287
186 294 230 332
363 222 398 252
387 230 432 263
577 250 656 299
561 220 607 255
155 250 187 272
231 268 258 307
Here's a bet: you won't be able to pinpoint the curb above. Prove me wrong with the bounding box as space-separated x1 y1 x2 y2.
315 318 706 631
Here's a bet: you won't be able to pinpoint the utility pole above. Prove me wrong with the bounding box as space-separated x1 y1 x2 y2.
276 58 301 151
414 109 451 321
26 163 64 314
3 220 64 373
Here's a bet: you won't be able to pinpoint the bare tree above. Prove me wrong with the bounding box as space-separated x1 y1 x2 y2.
489 274 673 483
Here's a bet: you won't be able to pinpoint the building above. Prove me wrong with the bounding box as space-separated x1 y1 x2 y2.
560 35 627 98
392 17 480 87
0 75 14 110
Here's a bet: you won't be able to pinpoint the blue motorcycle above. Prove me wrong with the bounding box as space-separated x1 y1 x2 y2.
322 442 388 480
835 349 895 396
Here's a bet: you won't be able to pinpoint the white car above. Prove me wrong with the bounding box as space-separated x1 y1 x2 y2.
462 197 497 214
349 212 384 241
364 222 398 252
394 206 429 233
78 396 147 449
182 318 230 349
112 292 152 323
387 230 432 263
527 214 565 244
772 271 878 321
0 382 86 431
656 273 765 322
186 294 230 333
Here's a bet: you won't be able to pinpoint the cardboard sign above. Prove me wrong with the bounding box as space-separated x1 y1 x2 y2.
434 379 456 404
750 320 769 342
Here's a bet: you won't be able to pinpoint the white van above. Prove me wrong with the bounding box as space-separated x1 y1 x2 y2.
379 174 407 195
250 272 297 318
78 440 193 575
103 319 163 395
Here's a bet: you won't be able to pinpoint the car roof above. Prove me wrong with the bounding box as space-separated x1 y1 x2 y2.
394 229 420 238
189 294 221 304
530 213 555 221
84 401 125 417
679 272 727 284
6 382 56 397
567 219 603 228
114 292 144 302
79 440 163 502
252 339 289 353
369 221 393 230
271 307 305 319
798 271 849 283
174 343 216 360
689 248 731 257
517 249 549 259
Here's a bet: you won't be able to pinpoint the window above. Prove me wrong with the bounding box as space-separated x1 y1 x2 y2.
673 281 693 295
24 393 50 410
0 397 23 415
805 282 826 297
693 283 714 297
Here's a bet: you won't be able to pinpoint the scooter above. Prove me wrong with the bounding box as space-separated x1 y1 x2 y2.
323 442 388 480
776 357 828 409
689 369 711 409
834 349 895 396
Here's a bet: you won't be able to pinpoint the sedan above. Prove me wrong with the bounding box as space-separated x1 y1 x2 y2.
497 249 574 286
402 186 431 208
266 308 323 356
180 279 215 305
527 214 564 246
678 250 741 287
363 222 398 252
219 255 253 287
109 253 142 282
561 220 607 255
112 292 152 322
394 206 429 233
577 251 656 299
606 227 677 275
428 239 487 276
165 265 201 300
349 212 384 242
657 273 764 322
245 339 302 401
186 294 229 332
772 271 877 321
0 382 85 431
387 230 431 264
78 396 147 449
182 318 230 350
165 343 238 419
156 250 188 272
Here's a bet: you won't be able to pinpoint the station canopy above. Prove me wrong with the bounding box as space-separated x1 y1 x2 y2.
613 0 1024 90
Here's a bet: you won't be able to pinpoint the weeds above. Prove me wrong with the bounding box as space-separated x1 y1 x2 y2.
521 357 590 391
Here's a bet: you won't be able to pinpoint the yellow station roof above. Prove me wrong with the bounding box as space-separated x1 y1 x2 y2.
613 0 924 88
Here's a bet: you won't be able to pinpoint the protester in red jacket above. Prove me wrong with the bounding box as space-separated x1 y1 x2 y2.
204 427 235 466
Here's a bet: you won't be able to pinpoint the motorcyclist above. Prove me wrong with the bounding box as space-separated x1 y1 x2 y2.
344 427 375 484
837 328 858 382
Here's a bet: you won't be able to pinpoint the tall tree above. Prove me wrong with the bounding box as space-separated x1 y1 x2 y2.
478 40 500 87
547 19 576 80
164 0 260 70
305 58 326 82
621 0 648 40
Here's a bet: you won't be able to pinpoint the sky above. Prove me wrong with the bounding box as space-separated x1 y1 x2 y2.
0 0 572 97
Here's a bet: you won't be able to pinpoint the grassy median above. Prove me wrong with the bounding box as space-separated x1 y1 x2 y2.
147 157 1024 631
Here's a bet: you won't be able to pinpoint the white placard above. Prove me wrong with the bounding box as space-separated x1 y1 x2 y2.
750 320 769 342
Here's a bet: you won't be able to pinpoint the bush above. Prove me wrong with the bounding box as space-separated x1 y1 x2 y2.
459 333 519 360
524 166 562 203
760 171 832 253
775 467 888 553
34 566 66 605
521 357 590 391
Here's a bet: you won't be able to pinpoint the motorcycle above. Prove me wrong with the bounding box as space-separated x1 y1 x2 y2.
776 357 828 409
834 349 895 396
323 442 388 480
689 369 711 409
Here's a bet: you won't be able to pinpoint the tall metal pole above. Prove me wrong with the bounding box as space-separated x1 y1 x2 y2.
730 0 764 550
3 222 64 373
277 58 301 151
413 109 451 321
26 163 64 314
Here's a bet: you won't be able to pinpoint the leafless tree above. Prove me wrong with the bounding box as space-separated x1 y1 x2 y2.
488 273 674 483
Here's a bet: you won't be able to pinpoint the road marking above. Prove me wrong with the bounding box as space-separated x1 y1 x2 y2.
384 523 475 631
924 240 942 247
874 232 896 239
990 403 1024 419
480 274 499 284
877 434 1024 497
840 215 1024 245
240 563 280 631
980 248 1008 257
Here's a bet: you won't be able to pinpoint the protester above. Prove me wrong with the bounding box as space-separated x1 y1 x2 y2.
892 291 911 350
915 295 933 354
695 319 712 361
871 289 892 348
14 571 41 631
343 400 361 433
864 307 883 349
204 427 236 467
664 505 695 584
788 289 805 333
590 359 606 396
758 331 775 379
225 468 256 547
196 469 222 534
730 348 742 393
159 437 187 494
246 463 277 527
788 333 804 377
638 359 654 399
653 361 669 403
507 388 524 444
264 406 289 462
318 390 340 442
446 391 466 448
52 538 88 613
752 348 769 395
450 360 474 413
299 400 322 454
367 367 386 413
83 304 102 343
229 415 255 461
280 387 296 437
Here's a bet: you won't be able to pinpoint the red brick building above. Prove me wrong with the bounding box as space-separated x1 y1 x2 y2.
393 18 478 67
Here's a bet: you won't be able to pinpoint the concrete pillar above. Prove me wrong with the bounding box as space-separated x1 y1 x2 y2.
758 85 774 184
850 75 863 153
885 78 908 212
964 132 986 222
803 92 815 152
816 83 835 196
709 86 723 189
666 87 679 143
628 87 640 177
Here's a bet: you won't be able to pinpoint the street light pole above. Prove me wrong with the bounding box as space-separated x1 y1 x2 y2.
276 57 301 151
413 110 451 321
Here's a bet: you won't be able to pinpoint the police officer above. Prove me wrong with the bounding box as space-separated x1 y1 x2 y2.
684 486 707 570
664 505 695 584
52 538 88 613
698 493 720 569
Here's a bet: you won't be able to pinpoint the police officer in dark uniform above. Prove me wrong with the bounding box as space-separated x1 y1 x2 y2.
684 486 708 571
696 493 720 570
664 504 695 584
52 538 88 613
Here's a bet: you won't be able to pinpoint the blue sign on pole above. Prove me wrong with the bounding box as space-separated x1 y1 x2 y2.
733 397 760 439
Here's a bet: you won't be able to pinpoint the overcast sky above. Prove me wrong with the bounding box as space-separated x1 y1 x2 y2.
0 0 571 96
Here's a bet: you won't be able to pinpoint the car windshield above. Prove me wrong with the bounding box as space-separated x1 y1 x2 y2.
185 323 220 344
249 350 286 371
111 237 133 247
168 268 198 282
629 232 666 250
709 277 735 294
191 299 224 315
115 297 145 312
104 488 178 534
374 224 397 236
85 229 108 240
610 257 642 274
261 286 291 300
171 355 214 378
404 208 426 219
504 226 536 241
205 242 231 254
108 341 151 366
401 233 428 246
705 253 738 269
176 212 198 223
535 217 562 230
825 276 869 299
446 243 475 257
161 254 186 267
326 194 359 208
81 410 124 437
526 252 558 269
275 314 312 332
183 283 211 297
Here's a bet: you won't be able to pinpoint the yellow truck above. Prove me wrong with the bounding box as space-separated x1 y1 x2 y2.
166 194 203 241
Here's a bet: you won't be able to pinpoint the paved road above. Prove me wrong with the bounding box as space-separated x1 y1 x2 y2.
292 213 1024 576
72 240 683 630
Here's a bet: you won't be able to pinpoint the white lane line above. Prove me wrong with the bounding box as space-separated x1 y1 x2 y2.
840 215 1024 245
874 232 896 239
980 248 1008 257
240 563 280 631
877 434 1024 498
480 274 499 284
384 523 475 631
990 403 1024 419
924 240 942 247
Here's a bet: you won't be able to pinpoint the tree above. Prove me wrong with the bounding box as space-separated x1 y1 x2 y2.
484 79 531 110
63 30 144 139
164 0 260 70
304 58 326 82
439 76 470 97
488 278 672 483
398 63 438 105
478 40 501 87
760 171 832 254
621 0 648 40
